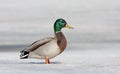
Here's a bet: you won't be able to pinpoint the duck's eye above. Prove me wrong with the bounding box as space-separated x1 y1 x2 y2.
61 21 65 23
61 22 66 25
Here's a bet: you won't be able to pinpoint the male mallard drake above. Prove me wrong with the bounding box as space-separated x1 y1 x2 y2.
20 18 73 64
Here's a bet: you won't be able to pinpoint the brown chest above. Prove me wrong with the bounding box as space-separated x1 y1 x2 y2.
55 32 67 53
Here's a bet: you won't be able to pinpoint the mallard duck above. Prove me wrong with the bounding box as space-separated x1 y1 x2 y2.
20 18 73 64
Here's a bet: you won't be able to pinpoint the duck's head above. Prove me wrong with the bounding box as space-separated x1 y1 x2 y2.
54 18 73 33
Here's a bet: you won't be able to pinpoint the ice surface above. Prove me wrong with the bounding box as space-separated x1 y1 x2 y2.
0 47 120 74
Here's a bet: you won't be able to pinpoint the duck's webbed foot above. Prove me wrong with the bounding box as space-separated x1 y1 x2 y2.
45 57 50 64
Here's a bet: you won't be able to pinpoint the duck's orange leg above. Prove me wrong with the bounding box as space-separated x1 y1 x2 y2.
45 57 50 64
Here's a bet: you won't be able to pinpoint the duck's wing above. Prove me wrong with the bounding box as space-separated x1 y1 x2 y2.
24 37 55 52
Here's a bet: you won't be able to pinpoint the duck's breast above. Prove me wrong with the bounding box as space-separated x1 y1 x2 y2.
55 32 67 53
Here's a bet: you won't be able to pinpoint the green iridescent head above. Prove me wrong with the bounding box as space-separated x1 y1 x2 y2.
54 18 73 33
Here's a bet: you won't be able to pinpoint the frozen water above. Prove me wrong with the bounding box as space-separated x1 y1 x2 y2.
0 47 120 74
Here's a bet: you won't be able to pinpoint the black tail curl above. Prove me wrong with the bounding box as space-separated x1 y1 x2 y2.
20 50 29 59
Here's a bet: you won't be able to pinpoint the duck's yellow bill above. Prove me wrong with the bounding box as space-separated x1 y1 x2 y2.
65 24 74 29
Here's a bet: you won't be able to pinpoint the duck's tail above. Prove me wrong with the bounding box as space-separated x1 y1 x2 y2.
20 50 29 59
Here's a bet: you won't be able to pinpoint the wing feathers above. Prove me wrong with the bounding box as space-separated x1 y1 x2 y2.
24 37 55 52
